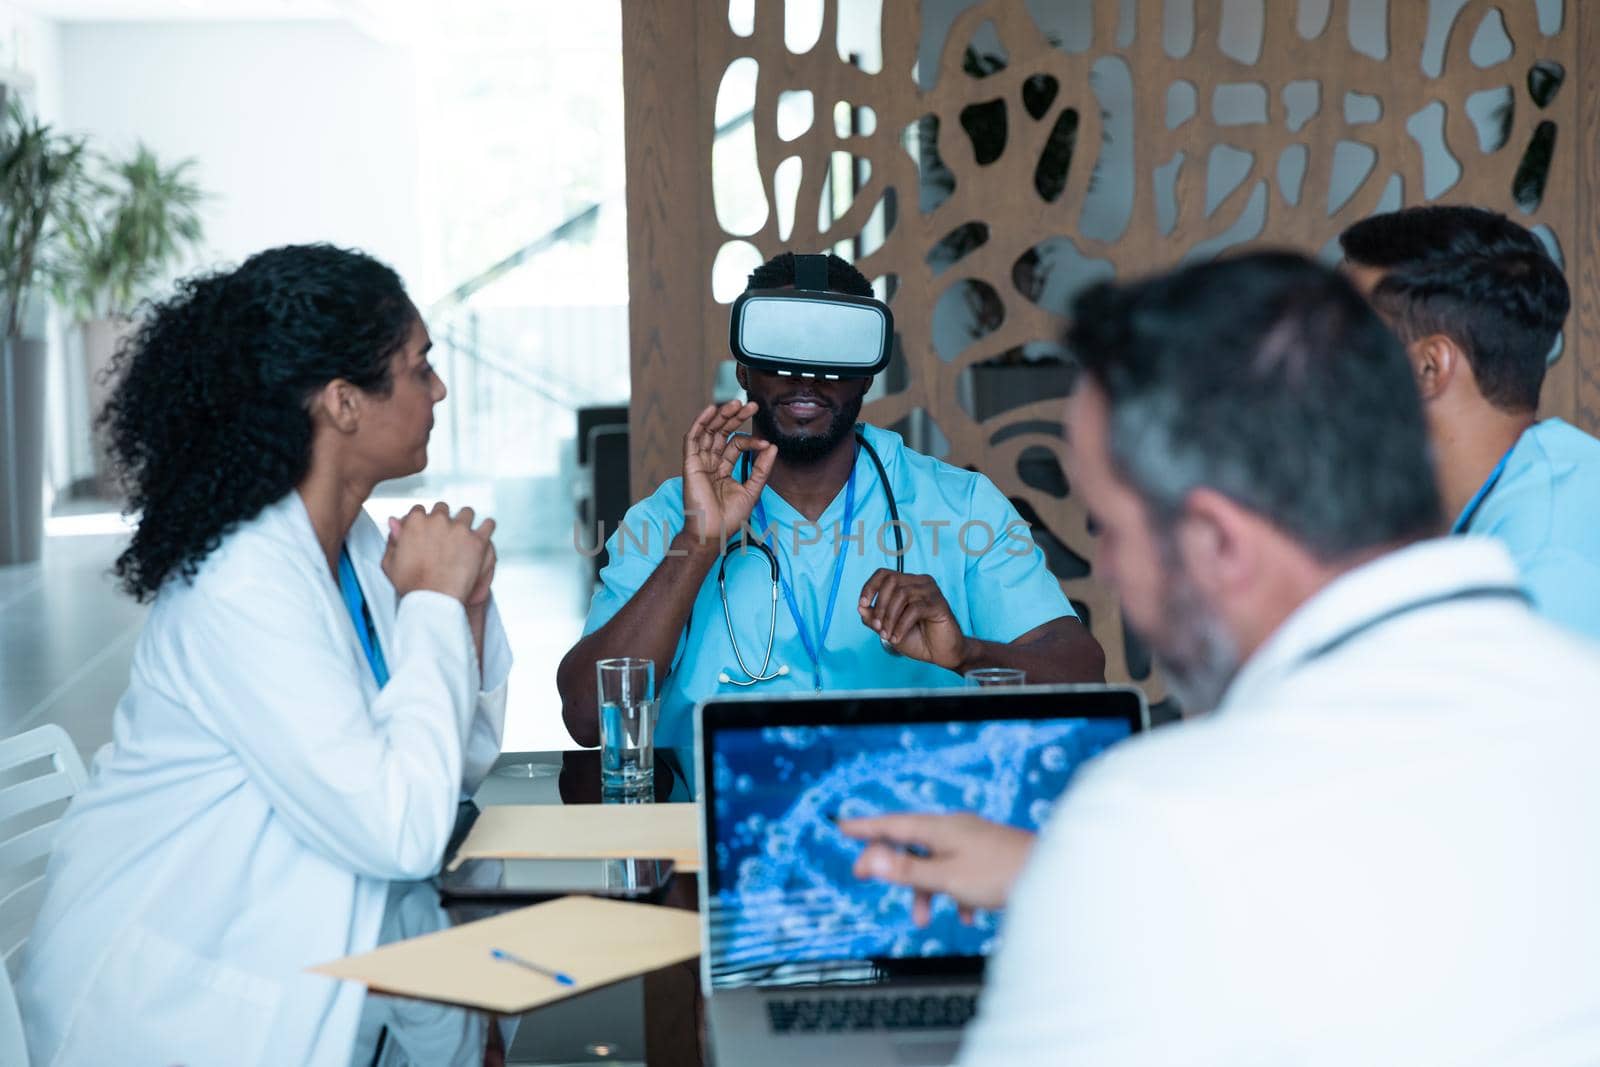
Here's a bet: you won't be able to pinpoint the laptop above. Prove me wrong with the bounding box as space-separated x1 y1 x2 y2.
695 684 1147 1066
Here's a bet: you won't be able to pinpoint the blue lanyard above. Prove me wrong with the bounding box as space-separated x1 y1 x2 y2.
751 449 860 691
1451 443 1517 535
337 546 390 688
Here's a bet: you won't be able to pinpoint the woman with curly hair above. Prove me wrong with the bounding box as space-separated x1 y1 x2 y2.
17 244 511 1066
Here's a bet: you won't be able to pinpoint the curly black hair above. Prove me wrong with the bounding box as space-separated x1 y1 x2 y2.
100 243 416 601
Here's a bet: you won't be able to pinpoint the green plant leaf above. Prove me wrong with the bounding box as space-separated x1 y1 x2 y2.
0 96 88 338
48 138 209 321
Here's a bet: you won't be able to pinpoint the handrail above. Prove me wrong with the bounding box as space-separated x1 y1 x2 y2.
437 322 592 409
429 142 764 414
716 107 753 139
429 202 603 314
429 103 752 316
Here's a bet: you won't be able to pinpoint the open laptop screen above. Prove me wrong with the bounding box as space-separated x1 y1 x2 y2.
700 688 1143 989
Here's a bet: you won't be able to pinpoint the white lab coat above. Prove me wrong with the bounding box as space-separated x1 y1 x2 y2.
17 491 511 1067
962 537 1600 1065
348 879 496 1067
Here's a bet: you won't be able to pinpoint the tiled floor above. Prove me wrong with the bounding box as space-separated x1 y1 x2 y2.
0 533 146 763
0 530 594 765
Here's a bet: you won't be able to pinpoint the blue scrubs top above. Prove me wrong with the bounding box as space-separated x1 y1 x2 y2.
1460 418 1600 642
582 425 1078 747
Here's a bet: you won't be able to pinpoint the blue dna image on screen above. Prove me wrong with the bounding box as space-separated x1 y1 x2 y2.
708 718 1130 977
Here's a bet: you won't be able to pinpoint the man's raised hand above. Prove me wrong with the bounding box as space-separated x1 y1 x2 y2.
682 399 777 548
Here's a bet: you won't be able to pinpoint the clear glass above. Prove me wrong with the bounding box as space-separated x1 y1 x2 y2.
597 657 656 792
965 667 1026 687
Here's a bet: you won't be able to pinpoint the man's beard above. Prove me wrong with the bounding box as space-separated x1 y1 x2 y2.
752 390 864 464
1147 553 1242 717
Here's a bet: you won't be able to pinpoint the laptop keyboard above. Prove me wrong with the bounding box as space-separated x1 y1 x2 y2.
766 993 977 1034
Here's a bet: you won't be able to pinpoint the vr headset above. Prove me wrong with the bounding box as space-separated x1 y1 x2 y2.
728 253 893 379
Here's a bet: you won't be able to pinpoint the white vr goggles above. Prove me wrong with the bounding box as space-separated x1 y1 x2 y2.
728 253 894 379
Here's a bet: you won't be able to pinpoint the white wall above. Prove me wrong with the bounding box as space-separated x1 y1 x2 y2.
57 19 423 288
0 1 63 119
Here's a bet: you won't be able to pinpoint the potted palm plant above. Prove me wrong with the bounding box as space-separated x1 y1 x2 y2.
0 89 86 564
55 142 205 492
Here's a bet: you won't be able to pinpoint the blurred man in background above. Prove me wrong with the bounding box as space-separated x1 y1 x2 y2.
1341 204 1600 640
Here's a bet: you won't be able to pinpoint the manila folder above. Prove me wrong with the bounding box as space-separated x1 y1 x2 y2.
448 802 701 873
310 896 701 1014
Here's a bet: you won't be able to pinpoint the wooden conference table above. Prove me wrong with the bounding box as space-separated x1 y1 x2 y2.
348 747 703 1067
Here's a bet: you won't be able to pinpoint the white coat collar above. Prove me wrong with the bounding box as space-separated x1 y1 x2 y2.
1215 536 1522 716
346 505 399 684
270 490 394 694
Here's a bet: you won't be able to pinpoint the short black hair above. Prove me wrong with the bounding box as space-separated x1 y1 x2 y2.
1339 205 1569 412
747 251 873 298
1068 251 1441 561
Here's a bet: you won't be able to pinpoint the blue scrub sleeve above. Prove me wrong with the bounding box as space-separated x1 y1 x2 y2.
1518 548 1600 644
963 476 1077 644
580 488 692 667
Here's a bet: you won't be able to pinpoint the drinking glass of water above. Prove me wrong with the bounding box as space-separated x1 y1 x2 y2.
965 667 1026 687
597 657 656 793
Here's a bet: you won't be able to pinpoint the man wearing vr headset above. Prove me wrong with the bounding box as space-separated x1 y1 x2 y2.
557 253 1105 748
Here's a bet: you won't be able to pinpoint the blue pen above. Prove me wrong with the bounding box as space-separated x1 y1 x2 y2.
490 947 576 986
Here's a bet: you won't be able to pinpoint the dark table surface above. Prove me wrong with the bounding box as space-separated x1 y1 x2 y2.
348 749 705 1067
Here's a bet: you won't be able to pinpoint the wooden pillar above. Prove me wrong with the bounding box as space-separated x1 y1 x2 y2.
1576 1 1600 433
622 0 716 502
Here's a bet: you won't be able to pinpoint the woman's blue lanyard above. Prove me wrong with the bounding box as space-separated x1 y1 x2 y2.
1451 444 1516 535
337 546 390 688
750 448 860 691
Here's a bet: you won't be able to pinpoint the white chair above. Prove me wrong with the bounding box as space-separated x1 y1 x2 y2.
0 724 87 1065
0 953 24 1066
0 724 87 972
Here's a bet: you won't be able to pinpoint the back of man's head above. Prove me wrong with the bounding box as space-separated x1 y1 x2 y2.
1338 205 1569 413
747 251 873 297
1068 251 1441 562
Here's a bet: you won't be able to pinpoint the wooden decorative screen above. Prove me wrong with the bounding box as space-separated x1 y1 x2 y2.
623 0 1599 703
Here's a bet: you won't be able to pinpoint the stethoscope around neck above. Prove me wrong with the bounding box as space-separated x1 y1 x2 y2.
716 427 903 686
